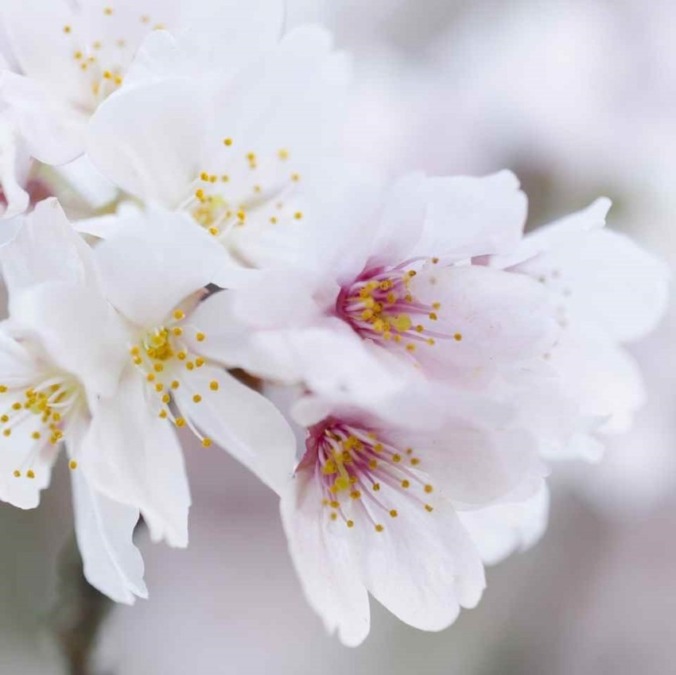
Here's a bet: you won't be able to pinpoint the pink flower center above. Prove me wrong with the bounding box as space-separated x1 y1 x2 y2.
300 418 436 533
336 263 462 354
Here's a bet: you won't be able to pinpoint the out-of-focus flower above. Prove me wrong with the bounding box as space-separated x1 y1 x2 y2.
84 25 349 270
0 198 146 603
0 0 284 169
280 394 544 646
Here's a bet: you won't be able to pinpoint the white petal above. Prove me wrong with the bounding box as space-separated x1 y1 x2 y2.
88 77 211 206
413 171 527 261
71 470 148 604
175 365 297 495
0 198 95 303
0 112 29 219
0 71 87 165
458 482 550 566
280 473 370 646
10 281 128 397
93 208 229 327
517 214 669 343
81 370 190 548
354 484 485 631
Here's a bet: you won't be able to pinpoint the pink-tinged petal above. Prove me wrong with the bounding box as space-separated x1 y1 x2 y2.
81 370 190 548
458 482 550 566
280 472 371 647
417 425 545 506
413 171 527 261
71 470 148 604
88 77 211 206
353 482 485 631
174 365 297 495
408 264 558 381
10 281 128 397
93 208 229 328
0 198 95 303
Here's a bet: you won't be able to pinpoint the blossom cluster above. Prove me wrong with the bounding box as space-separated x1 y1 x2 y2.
0 0 668 646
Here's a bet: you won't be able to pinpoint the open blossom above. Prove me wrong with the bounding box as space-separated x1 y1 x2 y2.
279 393 545 646
0 0 284 169
487 198 669 460
0 198 146 603
79 205 298 546
84 25 349 271
195 171 560 413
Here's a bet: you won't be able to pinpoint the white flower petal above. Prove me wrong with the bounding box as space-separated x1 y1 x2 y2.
0 198 95 304
93 208 228 327
413 171 527 261
354 485 485 631
71 470 148 604
458 482 550 566
88 77 211 206
10 281 128 397
280 473 370 647
175 365 297 495
81 370 190 548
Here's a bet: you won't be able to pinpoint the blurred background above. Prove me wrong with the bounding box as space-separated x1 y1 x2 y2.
2 0 675 672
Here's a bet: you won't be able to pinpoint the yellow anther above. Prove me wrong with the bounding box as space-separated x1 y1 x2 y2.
432 302 441 310
368 459 378 469
192 394 202 404
177 351 187 360
278 149 290 160
74 50 83 60
389 509 398 518
253 185 262 194
425 504 434 513
162 394 170 404
32 432 41 440
27 470 35 479
431 257 439 264
374 524 384 533
329 500 340 509
269 217 278 224
428 312 438 321
410 458 420 466
171 380 180 389
195 357 205 367
346 520 354 528
237 210 246 222
186 362 195 371
172 327 183 337
424 484 434 494
221 175 230 182
372 483 381 491
201 438 212 448
392 454 402 463
454 333 463 342
146 373 156 382
330 512 338 521
153 363 164 373
103 70 112 79
349 490 361 500
401 479 410 489
11 402 21 411
291 173 301 182
208 227 220 236
200 172 210 181
208 380 219 392
159 410 168 419
0 385 6 393
63 25 72 33
175 418 186 428
405 344 416 353
223 138 233 146
69 460 78 470
294 212 304 220
13 470 20 478
195 332 206 342
104 6 113 15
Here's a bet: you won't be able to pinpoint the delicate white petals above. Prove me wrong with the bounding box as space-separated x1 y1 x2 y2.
71 470 148 604
516 217 669 343
88 77 211 206
0 112 29 219
0 71 87 165
174 365 297 495
280 473 370 647
11 281 128 397
81 371 190 548
93 208 228 327
413 171 527 261
0 198 95 304
458 483 550 566
355 488 485 631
